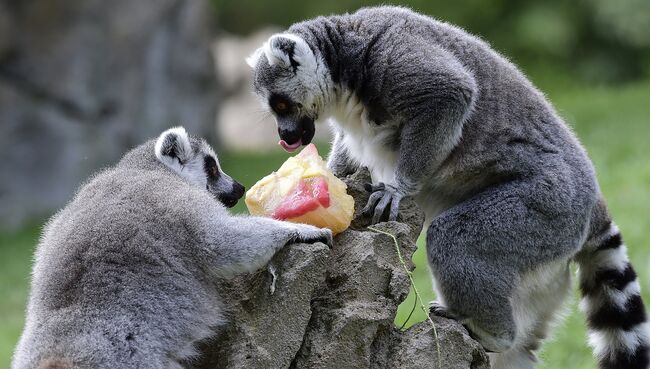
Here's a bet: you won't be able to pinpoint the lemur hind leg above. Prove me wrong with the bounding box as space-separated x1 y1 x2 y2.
426 180 588 354
489 260 571 369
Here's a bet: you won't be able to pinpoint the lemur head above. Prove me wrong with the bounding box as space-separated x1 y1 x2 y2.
247 33 331 152
154 127 245 208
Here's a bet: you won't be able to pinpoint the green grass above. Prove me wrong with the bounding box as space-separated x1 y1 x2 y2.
0 223 40 367
1 81 649 368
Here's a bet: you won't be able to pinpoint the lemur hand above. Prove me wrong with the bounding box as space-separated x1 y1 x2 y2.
290 224 334 248
429 301 458 319
362 182 404 223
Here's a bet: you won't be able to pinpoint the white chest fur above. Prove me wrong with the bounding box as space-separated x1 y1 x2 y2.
327 91 398 184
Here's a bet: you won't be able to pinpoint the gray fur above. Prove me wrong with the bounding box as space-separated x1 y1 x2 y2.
12 127 332 369
248 6 650 368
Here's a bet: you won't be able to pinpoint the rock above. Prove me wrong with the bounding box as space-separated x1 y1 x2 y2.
193 167 489 369
0 0 217 228
288 221 417 369
374 318 490 369
193 242 330 369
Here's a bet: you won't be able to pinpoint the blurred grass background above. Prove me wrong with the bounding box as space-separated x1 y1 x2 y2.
215 0 650 85
2 0 650 368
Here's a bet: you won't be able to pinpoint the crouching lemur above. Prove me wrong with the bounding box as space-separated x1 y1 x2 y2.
13 127 332 369
247 6 649 369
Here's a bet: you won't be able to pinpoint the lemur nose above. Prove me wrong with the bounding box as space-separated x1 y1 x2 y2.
278 127 302 145
233 182 245 199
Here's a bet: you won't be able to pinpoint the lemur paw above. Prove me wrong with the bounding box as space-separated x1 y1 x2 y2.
462 321 515 353
429 301 457 319
362 182 404 223
291 225 334 248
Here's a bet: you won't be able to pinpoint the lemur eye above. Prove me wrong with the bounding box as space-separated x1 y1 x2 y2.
275 101 288 112
269 94 292 115
203 156 220 179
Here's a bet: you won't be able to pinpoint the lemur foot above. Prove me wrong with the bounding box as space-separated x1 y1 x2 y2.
362 182 404 223
429 301 458 319
429 302 506 351
463 321 515 353
291 225 334 248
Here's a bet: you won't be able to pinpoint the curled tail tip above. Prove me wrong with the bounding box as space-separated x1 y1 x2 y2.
579 222 650 369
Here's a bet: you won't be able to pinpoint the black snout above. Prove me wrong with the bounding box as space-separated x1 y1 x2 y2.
277 116 315 145
232 181 245 200
278 118 302 145
300 116 315 145
220 181 246 208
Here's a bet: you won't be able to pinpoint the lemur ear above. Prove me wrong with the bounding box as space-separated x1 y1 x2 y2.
155 126 192 167
260 33 316 72
246 47 264 69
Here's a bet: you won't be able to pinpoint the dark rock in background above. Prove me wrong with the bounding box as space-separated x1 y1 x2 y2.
0 0 218 228
192 168 489 369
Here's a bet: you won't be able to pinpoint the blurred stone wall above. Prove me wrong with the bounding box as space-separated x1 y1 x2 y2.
0 0 218 228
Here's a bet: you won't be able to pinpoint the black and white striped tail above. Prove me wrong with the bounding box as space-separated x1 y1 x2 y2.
578 222 650 369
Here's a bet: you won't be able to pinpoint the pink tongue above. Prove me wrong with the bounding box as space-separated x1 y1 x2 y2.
279 139 303 152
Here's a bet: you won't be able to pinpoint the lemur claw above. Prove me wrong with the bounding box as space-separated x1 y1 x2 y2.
429 301 456 319
292 226 334 248
364 182 385 193
362 182 403 223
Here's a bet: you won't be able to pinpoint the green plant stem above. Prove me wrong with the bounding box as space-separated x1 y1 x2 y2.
367 226 442 369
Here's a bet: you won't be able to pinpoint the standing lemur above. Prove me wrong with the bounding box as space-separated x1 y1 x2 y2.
247 6 650 369
12 127 332 369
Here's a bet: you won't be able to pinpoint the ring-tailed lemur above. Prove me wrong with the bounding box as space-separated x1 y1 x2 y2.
246 6 649 369
12 127 333 369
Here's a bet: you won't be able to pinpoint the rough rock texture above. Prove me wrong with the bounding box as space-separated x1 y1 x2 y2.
193 168 489 369
0 0 217 228
194 242 331 369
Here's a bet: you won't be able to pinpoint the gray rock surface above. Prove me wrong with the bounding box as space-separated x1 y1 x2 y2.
0 0 217 228
373 318 489 369
193 168 489 369
194 242 331 369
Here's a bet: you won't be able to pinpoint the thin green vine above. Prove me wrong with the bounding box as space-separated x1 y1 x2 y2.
367 226 442 369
